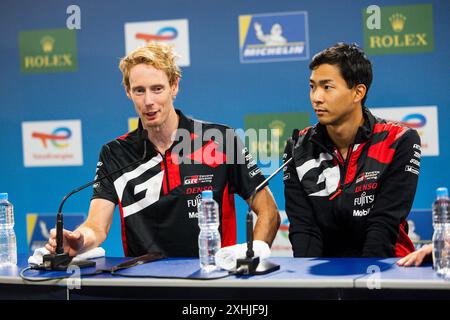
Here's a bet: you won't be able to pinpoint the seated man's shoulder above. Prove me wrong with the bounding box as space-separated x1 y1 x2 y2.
374 118 420 141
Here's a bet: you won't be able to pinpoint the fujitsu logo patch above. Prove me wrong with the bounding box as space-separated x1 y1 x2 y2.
354 192 375 207
187 194 202 208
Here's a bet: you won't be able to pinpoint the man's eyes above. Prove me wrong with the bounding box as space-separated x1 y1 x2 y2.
133 86 164 94
132 87 144 94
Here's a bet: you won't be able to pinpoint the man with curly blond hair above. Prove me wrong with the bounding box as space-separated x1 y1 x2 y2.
45 43 280 258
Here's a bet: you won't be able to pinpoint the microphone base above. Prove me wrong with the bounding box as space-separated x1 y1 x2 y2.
41 253 96 271
236 257 280 275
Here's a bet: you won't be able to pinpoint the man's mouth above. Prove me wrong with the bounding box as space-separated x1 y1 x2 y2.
145 111 159 118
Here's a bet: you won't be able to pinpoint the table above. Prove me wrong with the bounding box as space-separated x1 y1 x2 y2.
1 254 449 300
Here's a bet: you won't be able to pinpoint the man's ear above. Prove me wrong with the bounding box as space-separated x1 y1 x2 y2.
171 78 179 99
353 84 367 104
125 85 131 99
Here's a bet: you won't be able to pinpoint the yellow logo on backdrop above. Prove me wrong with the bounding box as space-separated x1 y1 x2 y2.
19 28 77 73
128 118 139 132
389 13 406 32
363 4 434 55
40 36 55 53
268 120 285 138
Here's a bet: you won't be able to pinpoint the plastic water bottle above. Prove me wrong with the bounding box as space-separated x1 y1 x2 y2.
0 193 17 265
431 187 450 277
197 190 221 272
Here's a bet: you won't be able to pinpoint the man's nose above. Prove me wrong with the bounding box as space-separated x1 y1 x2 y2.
144 90 154 106
311 88 324 105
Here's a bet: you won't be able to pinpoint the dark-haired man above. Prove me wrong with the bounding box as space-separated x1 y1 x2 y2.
283 43 421 258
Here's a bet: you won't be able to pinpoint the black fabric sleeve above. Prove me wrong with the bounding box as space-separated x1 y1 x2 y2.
91 144 119 204
283 138 323 257
362 129 421 257
227 131 265 201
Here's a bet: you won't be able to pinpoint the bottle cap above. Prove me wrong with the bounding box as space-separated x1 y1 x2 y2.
437 187 448 198
0 193 8 201
201 190 213 199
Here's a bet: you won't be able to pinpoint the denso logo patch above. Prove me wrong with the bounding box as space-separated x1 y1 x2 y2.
355 182 378 193
186 186 213 195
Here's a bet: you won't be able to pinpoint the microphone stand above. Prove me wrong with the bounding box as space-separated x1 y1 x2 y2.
235 157 293 275
40 131 149 271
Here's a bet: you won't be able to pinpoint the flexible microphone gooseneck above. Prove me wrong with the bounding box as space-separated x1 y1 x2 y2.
41 130 149 270
235 129 298 275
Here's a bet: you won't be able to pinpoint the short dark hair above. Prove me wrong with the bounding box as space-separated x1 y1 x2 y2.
309 43 373 106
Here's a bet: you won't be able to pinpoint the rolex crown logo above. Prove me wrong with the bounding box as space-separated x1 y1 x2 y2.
389 13 407 33
269 120 285 138
40 36 55 53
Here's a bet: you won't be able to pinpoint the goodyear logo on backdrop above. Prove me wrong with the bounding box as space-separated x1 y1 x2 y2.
244 112 310 158
239 11 309 63
363 4 434 55
19 29 78 73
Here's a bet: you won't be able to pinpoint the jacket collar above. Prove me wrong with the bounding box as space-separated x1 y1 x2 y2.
310 106 375 147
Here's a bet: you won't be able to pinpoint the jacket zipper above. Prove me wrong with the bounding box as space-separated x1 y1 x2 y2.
341 144 354 187
163 151 171 192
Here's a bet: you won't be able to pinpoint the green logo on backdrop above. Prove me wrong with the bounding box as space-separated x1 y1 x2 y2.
244 112 310 159
19 29 78 73
363 4 434 55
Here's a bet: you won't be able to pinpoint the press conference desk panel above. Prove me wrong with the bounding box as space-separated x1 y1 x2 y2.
1 255 449 300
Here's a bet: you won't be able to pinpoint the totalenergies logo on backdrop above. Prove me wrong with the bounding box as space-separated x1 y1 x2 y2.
32 127 72 148
22 120 83 167
124 19 190 67
135 27 178 43
399 113 426 129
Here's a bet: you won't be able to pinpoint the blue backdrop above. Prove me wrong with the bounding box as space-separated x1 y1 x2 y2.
0 0 448 256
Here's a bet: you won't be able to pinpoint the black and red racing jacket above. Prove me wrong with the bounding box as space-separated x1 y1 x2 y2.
283 107 421 258
92 109 265 257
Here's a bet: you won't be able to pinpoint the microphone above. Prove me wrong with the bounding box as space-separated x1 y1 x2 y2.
41 130 149 270
235 129 298 275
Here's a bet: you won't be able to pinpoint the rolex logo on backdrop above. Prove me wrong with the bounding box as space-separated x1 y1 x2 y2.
19 28 78 73
389 13 406 33
363 4 434 55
